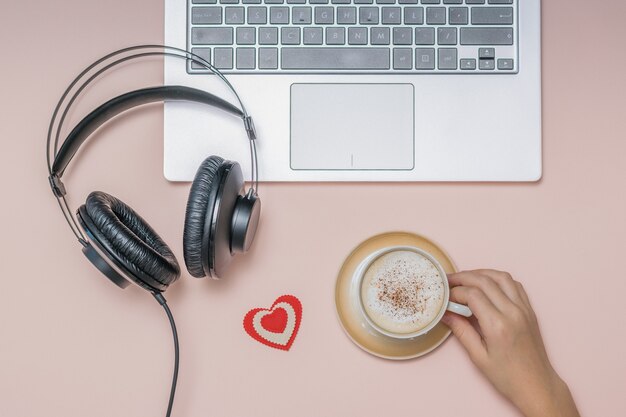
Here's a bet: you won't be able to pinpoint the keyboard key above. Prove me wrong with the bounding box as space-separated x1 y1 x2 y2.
247 7 267 23
359 7 379 24
488 0 513 3
465 0 485 3
460 27 513 45
225 7 244 24
437 27 457 45
303 27 323 44
354 0 374 3
236 48 256 69
415 48 435 69
315 7 334 24
332 0 351 3
377 0 396 3
281 27 301 44
259 48 278 69
287 0 305 3
220 0 238 4
426 7 446 25
398 0 417 3
478 47 495 58
213 48 233 68
326 27 346 44
479 59 495 70
497 58 514 69
337 7 356 24
192 27 234 45
393 48 412 69
270 7 289 23
193 0 218 3
190 48 211 69
471 7 514 25
243 0 261 3
414 27 435 45
449 7 468 25
310 0 329 3
259 27 279 44
370 27 390 45
292 7 312 24
382 7 401 25
438 48 457 69
403 7 424 25
192 7 222 24
393 27 412 45
281 48 389 69
422 0 440 3
348 27 368 44
265 0 284 3
443 0 462 3
460 58 476 70
236 27 256 44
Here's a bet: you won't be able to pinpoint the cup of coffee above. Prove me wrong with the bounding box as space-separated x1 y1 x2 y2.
357 246 471 339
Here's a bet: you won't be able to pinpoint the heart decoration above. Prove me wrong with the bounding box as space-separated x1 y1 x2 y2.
243 295 302 351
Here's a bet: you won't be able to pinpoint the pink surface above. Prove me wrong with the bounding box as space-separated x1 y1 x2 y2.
1 1 625 416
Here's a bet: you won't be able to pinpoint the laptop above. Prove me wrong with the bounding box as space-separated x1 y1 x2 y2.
164 0 541 182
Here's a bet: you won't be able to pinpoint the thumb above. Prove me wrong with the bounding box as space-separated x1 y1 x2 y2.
441 312 486 364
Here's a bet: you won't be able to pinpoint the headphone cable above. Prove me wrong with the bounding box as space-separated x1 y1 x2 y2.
152 293 179 417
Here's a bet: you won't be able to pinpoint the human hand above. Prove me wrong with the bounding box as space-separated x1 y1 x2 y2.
441 270 580 417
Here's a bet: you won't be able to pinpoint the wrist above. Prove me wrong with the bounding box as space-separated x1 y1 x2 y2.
517 373 579 417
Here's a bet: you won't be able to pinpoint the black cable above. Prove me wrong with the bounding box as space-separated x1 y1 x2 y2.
153 293 179 417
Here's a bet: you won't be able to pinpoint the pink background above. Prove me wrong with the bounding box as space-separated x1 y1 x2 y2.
1 1 625 416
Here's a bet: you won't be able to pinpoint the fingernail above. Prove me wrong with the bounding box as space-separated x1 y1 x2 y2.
440 314 451 325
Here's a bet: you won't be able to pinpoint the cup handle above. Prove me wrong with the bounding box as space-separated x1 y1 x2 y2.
446 301 472 317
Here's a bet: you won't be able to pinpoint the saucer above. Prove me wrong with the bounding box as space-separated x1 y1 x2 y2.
334 231 457 360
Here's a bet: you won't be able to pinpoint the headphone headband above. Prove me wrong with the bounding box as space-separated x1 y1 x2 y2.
51 86 245 178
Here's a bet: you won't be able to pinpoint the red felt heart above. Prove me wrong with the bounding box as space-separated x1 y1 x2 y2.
260 308 288 333
243 295 302 351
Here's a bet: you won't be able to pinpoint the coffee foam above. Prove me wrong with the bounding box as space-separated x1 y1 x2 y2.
361 250 445 334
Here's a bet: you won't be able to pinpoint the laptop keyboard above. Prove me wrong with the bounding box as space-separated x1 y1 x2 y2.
187 0 517 73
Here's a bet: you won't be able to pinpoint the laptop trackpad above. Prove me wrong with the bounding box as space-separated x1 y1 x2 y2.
290 84 414 170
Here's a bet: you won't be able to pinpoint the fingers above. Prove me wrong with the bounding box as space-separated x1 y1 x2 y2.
449 269 537 330
473 269 525 306
514 281 534 313
447 271 514 312
441 312 486 365
450 285 499 323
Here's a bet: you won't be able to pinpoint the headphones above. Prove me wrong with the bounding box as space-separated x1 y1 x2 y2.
46 45 261 293
46 45 264 417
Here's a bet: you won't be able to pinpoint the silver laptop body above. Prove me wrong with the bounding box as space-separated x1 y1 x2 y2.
164 0 541 182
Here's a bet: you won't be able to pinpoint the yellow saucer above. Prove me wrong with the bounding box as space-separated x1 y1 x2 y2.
335 231 456 360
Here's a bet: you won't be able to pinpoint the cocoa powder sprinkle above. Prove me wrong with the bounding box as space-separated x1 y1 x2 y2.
363 251 445 329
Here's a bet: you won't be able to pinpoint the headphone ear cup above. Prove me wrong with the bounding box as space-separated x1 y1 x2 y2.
183 156 224 278
209 160 246 278
80 191 180 291
231 192 261 254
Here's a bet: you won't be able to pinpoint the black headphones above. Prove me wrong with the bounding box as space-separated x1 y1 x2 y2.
47 46 261 294
46 45 263 417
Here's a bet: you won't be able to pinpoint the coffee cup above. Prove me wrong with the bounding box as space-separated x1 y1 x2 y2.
356 246 471 339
